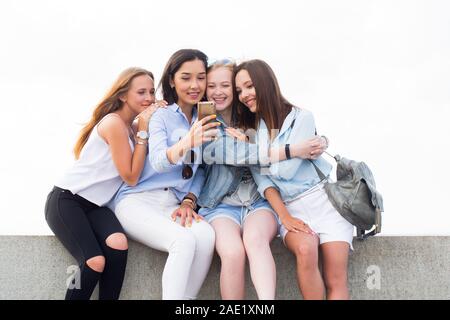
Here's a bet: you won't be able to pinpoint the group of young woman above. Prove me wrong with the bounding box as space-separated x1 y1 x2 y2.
44 49 355 300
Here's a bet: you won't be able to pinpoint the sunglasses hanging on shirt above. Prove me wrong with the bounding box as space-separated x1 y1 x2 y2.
182 150 196 180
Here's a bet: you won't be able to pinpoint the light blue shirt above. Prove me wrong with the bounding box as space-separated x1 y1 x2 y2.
251 107 332 202
114 103 205 205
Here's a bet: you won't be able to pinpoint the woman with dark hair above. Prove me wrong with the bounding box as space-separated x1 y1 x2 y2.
234 59 354 300
112 49 219 300
45 67 166 299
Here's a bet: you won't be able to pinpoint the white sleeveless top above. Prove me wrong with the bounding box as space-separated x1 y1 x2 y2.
56 114 134 206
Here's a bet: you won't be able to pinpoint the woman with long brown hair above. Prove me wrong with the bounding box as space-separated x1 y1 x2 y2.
44 67 166 300
234 59 354 300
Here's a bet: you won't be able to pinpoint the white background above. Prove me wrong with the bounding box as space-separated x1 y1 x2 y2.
1 0 449 235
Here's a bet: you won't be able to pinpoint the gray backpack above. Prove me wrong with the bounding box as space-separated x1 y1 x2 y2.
311 155 384 240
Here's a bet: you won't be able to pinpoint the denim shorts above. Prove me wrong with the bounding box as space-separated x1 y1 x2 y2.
199 197 279 229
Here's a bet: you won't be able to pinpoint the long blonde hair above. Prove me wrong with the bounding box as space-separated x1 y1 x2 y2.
73 67 154 159
207 59 239 126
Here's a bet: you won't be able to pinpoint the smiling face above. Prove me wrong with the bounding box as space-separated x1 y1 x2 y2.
206 66 233 112
121 74 155 115
235 69 257 113
170 58 206 108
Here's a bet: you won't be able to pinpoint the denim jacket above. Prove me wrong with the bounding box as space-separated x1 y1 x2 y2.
251 107 332 202
197 116 271 209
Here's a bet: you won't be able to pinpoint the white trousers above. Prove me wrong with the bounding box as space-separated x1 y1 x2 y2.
115 188 216 299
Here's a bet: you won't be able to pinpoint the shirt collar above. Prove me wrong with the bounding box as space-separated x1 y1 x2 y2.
216 114 228 128
168 103 180 113
257 106 299 143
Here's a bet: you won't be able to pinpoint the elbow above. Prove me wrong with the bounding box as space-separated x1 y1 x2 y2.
149 151 173 173
269 166 285 180
121 174 139 187
149 154 162 173
270 164 297 180
264 186 276 195
276 172 294 180
262 186 279 199
124 179 138 187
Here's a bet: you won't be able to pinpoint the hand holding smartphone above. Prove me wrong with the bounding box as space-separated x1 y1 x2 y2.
198 101 217 125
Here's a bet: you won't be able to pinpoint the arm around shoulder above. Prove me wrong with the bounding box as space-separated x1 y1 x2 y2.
98 114 147 186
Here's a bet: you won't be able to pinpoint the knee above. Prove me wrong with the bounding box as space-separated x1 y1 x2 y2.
86 255 105 273
194 222 216 251
218 243 246 265
293 244 317 267
242 230 266 251
174 230 197 252
105 232 128 250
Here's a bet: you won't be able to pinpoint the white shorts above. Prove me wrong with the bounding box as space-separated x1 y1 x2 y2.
281 182 354 251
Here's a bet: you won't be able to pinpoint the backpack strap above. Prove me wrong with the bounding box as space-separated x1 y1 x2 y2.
356 207 382 240
289 112 328 180
309 158 327 181
289 118 296 129
357 228 377 240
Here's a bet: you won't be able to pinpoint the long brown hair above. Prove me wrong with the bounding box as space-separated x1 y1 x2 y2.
235 60 293 137
73 67 154 159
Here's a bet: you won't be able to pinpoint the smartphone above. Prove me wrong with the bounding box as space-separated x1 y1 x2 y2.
197 101 217 124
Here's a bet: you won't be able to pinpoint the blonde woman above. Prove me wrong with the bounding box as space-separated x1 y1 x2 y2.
44 68 166 300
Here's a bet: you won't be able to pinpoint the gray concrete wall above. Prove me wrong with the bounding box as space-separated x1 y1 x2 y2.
0 236 448 300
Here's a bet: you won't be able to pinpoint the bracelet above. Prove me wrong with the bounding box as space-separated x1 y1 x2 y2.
182 198 194 205
181 198 195 209
183 193 197 203
136 139 148 145
182 194 197 209
285 144 291 160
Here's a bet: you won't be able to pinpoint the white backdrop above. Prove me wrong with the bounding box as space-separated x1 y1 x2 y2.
1 0 449 235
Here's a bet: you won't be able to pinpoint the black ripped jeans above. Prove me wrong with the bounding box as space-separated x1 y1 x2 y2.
45 186 128 300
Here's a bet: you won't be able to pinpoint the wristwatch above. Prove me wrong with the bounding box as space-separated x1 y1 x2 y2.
136 131 149 140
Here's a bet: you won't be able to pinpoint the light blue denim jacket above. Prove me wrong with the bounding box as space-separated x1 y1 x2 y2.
251 107 332 202
198 115 271 209
114 103 205 206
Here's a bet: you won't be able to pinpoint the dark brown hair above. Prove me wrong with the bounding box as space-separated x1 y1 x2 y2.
234 59 293 136
159 49 208 105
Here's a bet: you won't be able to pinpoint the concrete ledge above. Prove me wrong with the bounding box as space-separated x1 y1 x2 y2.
0 236 448 299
